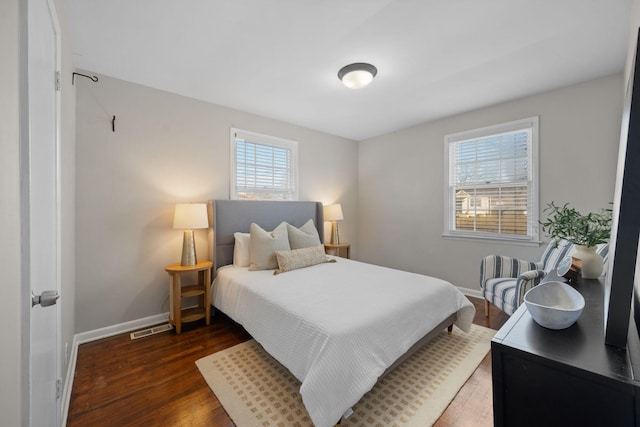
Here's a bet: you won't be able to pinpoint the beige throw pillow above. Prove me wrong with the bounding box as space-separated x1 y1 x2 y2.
249 222 290 271
287 219 321 249
274 245 334 274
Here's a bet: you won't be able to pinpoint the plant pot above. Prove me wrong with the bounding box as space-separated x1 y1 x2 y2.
573 245 603 279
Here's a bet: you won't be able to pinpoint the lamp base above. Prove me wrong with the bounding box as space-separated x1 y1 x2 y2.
181 229 198 266
331 221 340 244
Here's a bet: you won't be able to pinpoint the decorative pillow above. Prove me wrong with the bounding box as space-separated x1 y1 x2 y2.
249 222 290 271
233 232 250 267
287 219 321 249
274 245 335 274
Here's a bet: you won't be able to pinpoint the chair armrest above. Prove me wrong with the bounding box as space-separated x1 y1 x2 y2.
515 270 547 307
480 255 541 288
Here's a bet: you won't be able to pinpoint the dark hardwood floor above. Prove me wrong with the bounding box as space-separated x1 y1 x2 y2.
67 296 509 426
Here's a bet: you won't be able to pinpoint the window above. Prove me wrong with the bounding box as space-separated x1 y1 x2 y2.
444 117 539 243
230 128 298 200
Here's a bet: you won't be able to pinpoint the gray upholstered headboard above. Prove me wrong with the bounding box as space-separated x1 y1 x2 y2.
208 200 324 270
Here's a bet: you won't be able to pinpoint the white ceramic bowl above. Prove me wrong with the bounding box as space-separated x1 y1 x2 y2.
524 281 585 330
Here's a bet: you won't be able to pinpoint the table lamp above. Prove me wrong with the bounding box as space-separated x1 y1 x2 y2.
324 204 344 244
173 203 208 266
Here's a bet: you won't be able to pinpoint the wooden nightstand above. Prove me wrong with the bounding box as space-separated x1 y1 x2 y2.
165 260 213 334
324 243 351 259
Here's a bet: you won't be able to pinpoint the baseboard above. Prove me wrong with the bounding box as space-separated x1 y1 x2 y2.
60 311 169 425
73 312 170 345
458 286 482 299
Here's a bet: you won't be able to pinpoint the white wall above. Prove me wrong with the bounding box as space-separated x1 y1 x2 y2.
358 74 623 293
75 74 358 332
0 0 23 424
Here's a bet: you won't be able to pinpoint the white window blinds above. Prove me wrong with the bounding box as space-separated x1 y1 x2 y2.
444 117 539 242
230 129 298 200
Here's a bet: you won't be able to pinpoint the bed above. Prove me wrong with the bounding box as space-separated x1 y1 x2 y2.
208 200 475 427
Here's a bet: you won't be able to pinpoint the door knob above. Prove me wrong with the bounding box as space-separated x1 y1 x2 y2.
32 290 60 307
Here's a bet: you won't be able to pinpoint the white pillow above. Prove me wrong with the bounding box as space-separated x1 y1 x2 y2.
275 245 333 274
233 232 250 267
287 219 321 249
249 222 290 271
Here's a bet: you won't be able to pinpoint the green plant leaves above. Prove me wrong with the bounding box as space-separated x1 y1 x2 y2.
540 201 612 247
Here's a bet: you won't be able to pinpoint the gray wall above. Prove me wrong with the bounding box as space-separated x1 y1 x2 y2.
75 75 358 332
358 74 623 294
625 0 640 84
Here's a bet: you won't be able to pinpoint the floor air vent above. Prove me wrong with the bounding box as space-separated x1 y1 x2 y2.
130 324 173 340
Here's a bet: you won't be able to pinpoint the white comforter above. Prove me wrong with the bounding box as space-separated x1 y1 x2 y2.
212 257 475 427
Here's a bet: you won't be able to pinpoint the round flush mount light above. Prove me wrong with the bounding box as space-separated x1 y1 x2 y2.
337 63 377 89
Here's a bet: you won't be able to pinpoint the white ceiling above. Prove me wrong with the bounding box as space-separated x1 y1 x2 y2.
65 0 631 141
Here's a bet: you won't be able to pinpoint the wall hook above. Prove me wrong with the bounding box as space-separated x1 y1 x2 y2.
111 115 116 132
72 72 99 85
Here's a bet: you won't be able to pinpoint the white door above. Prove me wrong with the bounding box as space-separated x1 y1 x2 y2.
27 0 62 425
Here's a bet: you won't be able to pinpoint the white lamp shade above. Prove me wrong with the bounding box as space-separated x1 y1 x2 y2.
324 204 344 221
173 203 208 229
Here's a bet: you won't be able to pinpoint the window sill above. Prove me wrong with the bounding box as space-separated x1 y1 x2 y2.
441 233 542 247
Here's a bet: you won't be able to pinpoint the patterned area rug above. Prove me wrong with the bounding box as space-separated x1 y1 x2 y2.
196 324 495 427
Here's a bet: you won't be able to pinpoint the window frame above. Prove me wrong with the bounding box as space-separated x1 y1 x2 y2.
230 128 299 200
443 116 540 244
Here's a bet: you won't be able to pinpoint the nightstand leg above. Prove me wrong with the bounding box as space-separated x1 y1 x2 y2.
197 270 205 312
204 268 211 325
172 272 182 334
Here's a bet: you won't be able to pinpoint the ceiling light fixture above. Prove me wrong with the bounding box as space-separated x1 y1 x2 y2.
337 63 377 89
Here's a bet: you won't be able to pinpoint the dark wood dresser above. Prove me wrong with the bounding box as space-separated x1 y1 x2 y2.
491 273 640 426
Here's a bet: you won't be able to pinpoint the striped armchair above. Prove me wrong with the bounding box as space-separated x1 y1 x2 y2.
480 239 573 316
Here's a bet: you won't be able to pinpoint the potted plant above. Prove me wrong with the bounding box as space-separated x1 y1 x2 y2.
540 202 612 278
